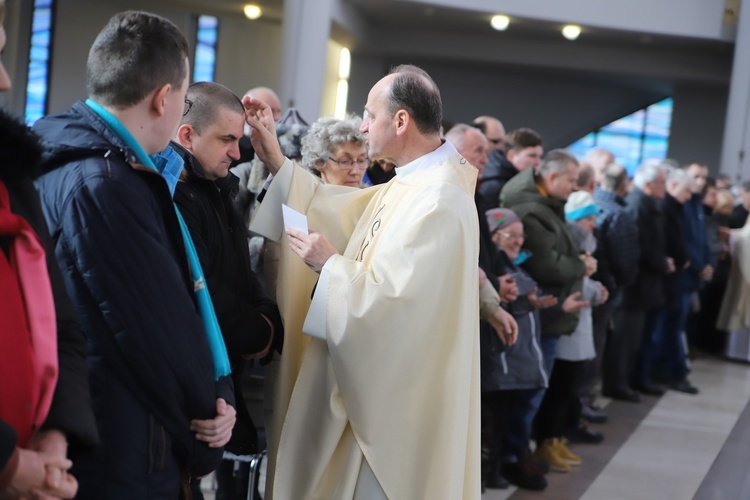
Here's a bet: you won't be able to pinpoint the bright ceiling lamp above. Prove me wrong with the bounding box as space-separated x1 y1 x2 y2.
490 15 510 31
562 24 581 40
243 4 262 20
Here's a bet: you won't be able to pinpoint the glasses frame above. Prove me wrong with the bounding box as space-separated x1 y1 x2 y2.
327 156 369 170
183 98 194 117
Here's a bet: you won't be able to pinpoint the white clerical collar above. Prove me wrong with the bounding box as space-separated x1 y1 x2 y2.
395 140 457 178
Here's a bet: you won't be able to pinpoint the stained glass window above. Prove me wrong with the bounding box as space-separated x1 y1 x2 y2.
194 15 218 82
25 0 54 125
567 98 673 175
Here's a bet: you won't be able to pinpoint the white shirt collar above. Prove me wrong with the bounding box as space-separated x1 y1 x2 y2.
395 141 457 178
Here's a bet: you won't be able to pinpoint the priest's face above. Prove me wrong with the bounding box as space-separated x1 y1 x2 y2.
361 75 398 164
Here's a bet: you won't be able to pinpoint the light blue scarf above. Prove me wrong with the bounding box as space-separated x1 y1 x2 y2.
86 99 231 380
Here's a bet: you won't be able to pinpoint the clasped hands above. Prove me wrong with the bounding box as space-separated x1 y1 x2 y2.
2 430 77 500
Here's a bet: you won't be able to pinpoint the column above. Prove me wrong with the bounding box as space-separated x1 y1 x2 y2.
720 0 750 182
278 0 335 122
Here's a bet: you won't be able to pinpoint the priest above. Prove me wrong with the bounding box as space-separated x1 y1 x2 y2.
246 65 481 499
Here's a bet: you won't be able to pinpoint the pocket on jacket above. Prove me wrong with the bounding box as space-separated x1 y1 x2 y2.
148 414 168 474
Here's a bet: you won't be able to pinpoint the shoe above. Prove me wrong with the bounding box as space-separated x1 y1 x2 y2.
502 455 548 491
602 387 641 402
534 439 570 473
486 471 510 489
632 383 665 396
581 402 608 423
669 380 699 395
553 437 582 466
565 423 604 444
534 454 550 475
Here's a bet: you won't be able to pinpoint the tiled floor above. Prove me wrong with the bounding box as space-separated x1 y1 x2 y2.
483 356 750 500
201 356 750 499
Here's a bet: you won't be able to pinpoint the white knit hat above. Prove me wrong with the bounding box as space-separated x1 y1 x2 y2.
565 191 599 221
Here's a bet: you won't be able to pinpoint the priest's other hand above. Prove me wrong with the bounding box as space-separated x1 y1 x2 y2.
286 228 338 273
242 95 285 174
190 398 236 449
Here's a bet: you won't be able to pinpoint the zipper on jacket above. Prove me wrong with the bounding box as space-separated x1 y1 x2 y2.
501 352 508 375
529 311 548 387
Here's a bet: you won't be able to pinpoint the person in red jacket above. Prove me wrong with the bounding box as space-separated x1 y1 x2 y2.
0 1 98 497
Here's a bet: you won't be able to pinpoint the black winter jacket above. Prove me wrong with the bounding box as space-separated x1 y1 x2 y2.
661 193 690 309
477 149 517 209
33 101 233 498
172 142 283 454
622 188 670 310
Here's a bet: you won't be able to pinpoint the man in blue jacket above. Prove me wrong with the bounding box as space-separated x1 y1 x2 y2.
33 11 235 499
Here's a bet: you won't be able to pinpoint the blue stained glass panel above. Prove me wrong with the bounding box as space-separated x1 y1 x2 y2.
25 0 54 125
567 132 596 161
565 98 673 177
601 109 645 136
194 15 218 83
645 98 673 139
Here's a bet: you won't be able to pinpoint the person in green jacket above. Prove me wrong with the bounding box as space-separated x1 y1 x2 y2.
500 149 594 471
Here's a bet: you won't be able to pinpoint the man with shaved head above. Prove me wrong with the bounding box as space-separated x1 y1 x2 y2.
473 115 510 209
245 86 282 121
246 65 481 499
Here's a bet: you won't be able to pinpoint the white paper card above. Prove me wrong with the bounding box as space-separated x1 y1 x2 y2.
282 204 308 234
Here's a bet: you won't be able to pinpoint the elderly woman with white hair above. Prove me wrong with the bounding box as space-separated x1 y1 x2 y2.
301 115 368 187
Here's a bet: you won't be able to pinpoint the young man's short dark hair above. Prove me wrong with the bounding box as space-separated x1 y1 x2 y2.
504 128 543 154
87 11 189 108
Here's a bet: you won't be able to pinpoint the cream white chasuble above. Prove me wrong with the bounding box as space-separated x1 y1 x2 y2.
250 144 481 500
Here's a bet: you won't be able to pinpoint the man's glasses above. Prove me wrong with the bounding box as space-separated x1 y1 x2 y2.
328 157 368 170
183 98 193 116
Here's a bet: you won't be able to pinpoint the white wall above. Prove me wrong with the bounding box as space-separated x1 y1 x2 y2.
47 0 195 114
212 17 282 99
17 0 281 116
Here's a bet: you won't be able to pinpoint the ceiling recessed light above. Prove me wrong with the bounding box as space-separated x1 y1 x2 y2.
562 24 581 40
491 15 510 31
243 4 262 20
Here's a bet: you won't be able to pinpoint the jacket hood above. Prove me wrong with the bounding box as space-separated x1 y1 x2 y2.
0 109 43 181
32 101 133 175
482 150 516 182
500 166 565 214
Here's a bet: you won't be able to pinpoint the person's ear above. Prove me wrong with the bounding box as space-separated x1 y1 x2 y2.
506 149 516 163
394 109 410 136
151 83 172 117
176 124 195 150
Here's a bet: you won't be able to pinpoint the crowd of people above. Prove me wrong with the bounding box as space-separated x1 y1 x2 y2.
2 6 750 500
